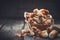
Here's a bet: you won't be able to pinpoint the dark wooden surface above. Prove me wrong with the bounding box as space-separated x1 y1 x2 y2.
0 19 60 40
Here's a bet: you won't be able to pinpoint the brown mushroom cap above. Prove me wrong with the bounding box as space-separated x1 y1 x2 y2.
40 9 49 14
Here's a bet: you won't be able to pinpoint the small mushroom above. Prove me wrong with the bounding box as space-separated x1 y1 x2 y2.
49 30 58 38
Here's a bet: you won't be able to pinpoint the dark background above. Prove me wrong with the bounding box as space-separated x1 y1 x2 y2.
0 0 60 23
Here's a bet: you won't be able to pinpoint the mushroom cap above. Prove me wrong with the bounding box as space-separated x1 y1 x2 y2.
39 9 49 14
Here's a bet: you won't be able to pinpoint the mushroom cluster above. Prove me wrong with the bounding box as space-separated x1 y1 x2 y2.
16 8 58 38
